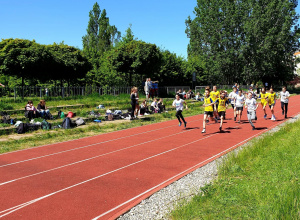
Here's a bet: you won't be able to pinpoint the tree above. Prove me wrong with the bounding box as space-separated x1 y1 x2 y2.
186 0 300 85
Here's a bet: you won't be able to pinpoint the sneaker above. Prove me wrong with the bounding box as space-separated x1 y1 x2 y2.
184 122 187 128
202 128 206 133
179 122 182 127
219 127 222 132
252 126 256 130
285 115 287 119
234 117 236 121
282 110 284 115
273 115 276 121
264 114 267 119
206 119 209 123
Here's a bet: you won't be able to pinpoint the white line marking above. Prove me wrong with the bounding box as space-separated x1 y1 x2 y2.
0 119 203 167
0 128 195 186
0 133 217 218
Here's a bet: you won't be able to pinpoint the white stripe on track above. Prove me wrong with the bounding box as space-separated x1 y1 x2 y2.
0 133 218 218
0 127 196 186
0 118 203 167
92 113 299 219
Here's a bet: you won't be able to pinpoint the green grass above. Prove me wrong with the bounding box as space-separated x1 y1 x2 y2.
171 119 300 219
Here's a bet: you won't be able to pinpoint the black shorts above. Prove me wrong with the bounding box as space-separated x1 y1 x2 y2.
218 111 225 117
231 104 235 109
236 107 243 111
269 104 275 108
204 111 213 117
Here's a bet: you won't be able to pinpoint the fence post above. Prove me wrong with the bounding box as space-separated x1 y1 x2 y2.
82 87 84 96
62 87 65 99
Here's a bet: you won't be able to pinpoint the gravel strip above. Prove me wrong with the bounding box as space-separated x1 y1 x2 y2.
118 115 300 220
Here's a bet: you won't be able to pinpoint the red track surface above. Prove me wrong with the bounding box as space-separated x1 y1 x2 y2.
0 95 299 219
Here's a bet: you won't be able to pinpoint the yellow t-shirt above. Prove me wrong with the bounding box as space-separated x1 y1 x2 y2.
210 91 220 102
204 97 214 112
217 98 228 112
260 93 268 105
268 92 276 105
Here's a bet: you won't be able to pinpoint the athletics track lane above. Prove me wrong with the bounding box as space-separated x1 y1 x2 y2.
0 95 299 219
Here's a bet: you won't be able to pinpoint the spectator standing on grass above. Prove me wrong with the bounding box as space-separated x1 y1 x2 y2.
25 100 37 121
144 78 150 100
153 81 159 97
172 94 187 128
134 90 140 117
37 100 50 119
149 78 154 99
279 86 290 119
130 87 139 120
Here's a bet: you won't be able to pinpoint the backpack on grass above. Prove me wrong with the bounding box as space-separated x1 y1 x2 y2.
75 118 85 126
41 119 51 130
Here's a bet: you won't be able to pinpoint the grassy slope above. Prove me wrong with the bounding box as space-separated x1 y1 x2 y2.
171 119 300 219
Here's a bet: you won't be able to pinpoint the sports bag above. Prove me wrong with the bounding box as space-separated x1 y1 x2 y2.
41 119 51 130
62 117 71 129
75 118 85 126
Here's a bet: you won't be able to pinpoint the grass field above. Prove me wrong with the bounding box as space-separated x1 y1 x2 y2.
170 119 300 219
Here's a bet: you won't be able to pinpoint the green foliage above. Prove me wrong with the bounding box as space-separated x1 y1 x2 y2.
187 0 300 85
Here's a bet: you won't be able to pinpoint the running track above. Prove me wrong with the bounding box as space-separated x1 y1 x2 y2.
0 95 299 219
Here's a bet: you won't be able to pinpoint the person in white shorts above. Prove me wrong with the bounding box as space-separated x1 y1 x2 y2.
172 94 188 128
228 87 238 121
279 86 290 119
245 92 258 130
235 89 245 123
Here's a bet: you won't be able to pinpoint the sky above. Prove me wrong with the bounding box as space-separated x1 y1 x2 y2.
0 0 196 58
1 1 300 58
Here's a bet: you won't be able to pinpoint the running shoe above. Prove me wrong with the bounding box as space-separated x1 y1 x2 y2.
264 114 267 119
252 126 256 130
285 115 287 119
202 128 206 133
219 127 222 132
184 122 187 128
234 117 236 121
179 122 182 126
282 110 284 115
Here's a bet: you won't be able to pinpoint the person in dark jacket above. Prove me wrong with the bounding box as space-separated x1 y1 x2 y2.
130 87 139 120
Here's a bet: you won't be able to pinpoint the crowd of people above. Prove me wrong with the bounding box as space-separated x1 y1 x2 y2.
132 83 290 132
174 84 290 133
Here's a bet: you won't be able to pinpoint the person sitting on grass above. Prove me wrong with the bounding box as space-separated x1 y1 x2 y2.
25 100 37 121
158 98 167 113
37 100 50 119
150 98 160 113
139 100 150 115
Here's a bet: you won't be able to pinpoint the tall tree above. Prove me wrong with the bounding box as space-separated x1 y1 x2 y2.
187 0 300 85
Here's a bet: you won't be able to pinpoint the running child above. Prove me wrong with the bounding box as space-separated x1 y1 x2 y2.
268 87 277 121
258 87 269 119
215 90 229 132
172 94 188 128
210 85 220 121
202 88 216 133
279 86 290 119
235 89 245 123
245 92 258 130
228 87 238 121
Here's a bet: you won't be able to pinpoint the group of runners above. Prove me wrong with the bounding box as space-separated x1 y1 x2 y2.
173 85 290 133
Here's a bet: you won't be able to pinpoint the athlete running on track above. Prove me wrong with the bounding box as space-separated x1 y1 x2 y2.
268 88 277 121
215 90 229 132
235 89 245 123
279 86 290 119
245 92 258 130
172 94 188 128
228 87 238 121
258 87 269 119
210 85 220 122
202 89 215 133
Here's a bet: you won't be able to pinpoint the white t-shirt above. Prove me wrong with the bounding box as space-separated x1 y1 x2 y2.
235 95 245 107
228 91 237 104
245 98 257 111
172 99 184 111
280 91 290 103
151 101 157 108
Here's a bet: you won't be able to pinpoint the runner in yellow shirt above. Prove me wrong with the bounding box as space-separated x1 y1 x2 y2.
258 87 269 119
268 87 277 121
202 88 217 133
215 91 229 132
210 85 220 121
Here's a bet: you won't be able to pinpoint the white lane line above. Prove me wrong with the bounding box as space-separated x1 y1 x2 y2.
92 115 297 220
0 128 195 186
0 118 203 167
0 133 217 218
0 112 203 156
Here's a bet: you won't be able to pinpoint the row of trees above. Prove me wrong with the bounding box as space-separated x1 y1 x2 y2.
186 0 300 86
1 1 299 90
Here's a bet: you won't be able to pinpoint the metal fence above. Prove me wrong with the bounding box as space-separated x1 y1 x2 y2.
0 86 192 99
